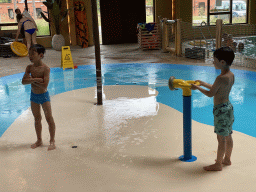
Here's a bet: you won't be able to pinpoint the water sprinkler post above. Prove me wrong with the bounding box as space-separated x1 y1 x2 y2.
168 76 197 162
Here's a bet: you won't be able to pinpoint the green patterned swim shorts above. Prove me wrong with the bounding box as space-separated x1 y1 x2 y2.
213 101 234 136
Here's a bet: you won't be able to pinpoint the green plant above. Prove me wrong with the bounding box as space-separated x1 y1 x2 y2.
40 0 73 35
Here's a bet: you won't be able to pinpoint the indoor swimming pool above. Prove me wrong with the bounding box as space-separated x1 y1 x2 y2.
0 63 255 138
233 36 256 58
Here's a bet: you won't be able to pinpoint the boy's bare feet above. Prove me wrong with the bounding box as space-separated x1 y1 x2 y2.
48 141 56 151
203 163 222 171
215 159 232 165
31 140 43 149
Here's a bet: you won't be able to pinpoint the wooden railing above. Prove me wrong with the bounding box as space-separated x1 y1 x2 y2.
0 23 18 27
0 23 18 38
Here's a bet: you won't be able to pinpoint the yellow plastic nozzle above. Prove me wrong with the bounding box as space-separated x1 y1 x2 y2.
168 77 200 96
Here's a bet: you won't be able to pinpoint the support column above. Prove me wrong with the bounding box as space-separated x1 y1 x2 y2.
67 0 77 45
91 0 103 105
32 0 37 19
216 19 222 50
176 19 182 56
162 18 168 52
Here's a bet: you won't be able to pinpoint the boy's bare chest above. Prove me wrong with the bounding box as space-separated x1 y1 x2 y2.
214 73 234 105
30 66 45 78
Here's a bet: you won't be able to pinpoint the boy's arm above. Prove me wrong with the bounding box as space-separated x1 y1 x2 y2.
201 82 212 89
193 76 222 97
22 65 43 85
196 80 212 89
22 65 32 84
35 67 50 89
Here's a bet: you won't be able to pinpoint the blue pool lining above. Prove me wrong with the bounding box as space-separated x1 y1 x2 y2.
1 63 256 86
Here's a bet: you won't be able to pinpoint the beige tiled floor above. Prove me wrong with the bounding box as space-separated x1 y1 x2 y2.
0 44 256 192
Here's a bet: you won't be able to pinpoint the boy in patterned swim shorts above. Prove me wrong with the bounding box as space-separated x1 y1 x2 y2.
191 47 235 171
22 44 56 151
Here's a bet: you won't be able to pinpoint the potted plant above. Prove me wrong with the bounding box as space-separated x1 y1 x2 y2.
41 0 73 50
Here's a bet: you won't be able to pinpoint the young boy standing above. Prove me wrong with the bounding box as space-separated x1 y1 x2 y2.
191 47 235 171
22 44 56 151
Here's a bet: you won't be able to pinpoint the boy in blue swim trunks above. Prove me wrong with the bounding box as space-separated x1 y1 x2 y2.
191 47 235 171
22 44 56 151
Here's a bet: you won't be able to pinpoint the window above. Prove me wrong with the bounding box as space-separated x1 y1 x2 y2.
198 2 206 17
18 0 43 2
8 9 14 19
0 1 50 36
199 2 205 9
146 0 154 23
193 0 249 26
0 0 12 3
36 8 42 19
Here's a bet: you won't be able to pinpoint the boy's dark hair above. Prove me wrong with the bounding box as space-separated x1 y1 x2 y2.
213 46 235 66
30 44 46 55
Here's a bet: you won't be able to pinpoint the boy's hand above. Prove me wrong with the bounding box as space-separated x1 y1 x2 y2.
195 80 204 86
191 83 198 90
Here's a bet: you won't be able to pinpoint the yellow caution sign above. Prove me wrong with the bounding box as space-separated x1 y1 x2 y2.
61 46 74 70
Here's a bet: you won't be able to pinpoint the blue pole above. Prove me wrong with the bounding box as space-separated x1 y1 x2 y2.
179 95 197 162
183 96 192 160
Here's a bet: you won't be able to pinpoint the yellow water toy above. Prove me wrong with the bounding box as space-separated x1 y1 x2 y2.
11 42 28 57
189 40 207 46
168 76 200 96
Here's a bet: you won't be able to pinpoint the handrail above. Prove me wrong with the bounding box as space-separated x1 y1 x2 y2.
0 23 18 27
200 21 215 49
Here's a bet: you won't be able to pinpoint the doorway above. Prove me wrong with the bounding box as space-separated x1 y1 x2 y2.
98 0 146 45
146 0 154 23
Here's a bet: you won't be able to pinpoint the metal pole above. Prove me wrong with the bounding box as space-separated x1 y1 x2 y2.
32 0 36 19
14 0 17 17
91 0 103 105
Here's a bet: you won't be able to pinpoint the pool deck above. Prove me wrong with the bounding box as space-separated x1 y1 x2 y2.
1 44 256 192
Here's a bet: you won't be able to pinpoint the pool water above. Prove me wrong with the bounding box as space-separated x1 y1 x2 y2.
233 36 256 57
1 63 256 138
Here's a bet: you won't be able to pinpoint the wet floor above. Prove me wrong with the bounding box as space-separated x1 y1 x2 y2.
1 86 256 192
1 44 256 192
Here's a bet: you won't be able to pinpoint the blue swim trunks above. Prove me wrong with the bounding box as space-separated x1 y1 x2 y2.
25 28 36 35
213 101 234 136
30 91 50 104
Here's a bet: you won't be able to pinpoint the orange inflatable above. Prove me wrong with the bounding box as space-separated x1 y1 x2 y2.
74 1 89 48
11 42 28 57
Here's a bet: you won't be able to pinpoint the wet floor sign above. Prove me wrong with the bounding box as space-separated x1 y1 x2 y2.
61 46 74 70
